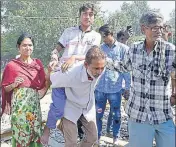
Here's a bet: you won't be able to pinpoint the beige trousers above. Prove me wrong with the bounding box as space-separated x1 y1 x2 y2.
58 115 98 147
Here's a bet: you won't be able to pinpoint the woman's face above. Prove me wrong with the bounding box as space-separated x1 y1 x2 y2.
18 38 33 57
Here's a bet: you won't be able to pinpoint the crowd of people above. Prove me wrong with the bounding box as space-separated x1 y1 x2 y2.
1 3 175 147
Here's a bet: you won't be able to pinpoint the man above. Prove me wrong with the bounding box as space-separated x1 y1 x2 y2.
116 26 133 45
114 11 175 147
95 24 131 146
50 46 106 147
106 27 133 138
41 3 101 144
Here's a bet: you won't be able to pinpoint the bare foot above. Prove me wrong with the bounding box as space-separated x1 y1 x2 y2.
41 126 50 145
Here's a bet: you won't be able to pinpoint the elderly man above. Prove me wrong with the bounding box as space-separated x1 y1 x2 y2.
50 46 106 147
111 11 175 147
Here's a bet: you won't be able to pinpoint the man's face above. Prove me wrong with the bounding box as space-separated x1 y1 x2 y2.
142 22 164 42
100 32 113 44
80 8 94 27
85 59 106 79
118 35 127 44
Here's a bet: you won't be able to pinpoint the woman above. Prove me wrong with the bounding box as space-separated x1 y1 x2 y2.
1 33 50 147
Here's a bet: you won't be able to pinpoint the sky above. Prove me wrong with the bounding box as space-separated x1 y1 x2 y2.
100 1 175 21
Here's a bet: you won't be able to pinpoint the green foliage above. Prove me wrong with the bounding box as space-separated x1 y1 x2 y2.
107 1 151 36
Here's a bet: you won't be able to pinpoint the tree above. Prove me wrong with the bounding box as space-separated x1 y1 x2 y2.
106 1 151 36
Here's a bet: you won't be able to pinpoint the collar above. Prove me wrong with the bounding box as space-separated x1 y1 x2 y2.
81 65 93 82
143 39 164 53
105 39 118 48
79 25 92 33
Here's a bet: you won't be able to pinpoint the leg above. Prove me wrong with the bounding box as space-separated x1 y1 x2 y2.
128 119 155 147
106 109 113 133
60 117 78 147
41 88 66 145
95 90 107 139
108 92 122 145
155 119 175 147
79 115 98 147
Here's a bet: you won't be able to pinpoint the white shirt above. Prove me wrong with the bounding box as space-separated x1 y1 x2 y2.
58 26 101 59
50 61 99 124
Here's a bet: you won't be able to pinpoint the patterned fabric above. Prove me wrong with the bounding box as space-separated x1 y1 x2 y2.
117 39 175 124
96 41 131 93
11 87 42 147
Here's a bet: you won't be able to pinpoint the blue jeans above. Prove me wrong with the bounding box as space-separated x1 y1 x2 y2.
128 119 175 147
46 88 66 129
107 89 125 132
95 90 122 139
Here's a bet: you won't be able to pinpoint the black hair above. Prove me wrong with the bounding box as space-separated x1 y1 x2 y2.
99 24 113 36
79 3 96 16
17 32 34 47
117 30 125 39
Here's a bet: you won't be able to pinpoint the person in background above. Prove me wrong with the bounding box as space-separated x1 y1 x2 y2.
106 26 133 137
1 33 50 147
95 24 131 146
41 3 101 145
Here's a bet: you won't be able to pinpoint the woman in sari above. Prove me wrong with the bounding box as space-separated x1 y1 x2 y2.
1 33 50 147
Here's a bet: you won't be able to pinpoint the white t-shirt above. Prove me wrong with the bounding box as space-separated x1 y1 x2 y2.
58 26 101 59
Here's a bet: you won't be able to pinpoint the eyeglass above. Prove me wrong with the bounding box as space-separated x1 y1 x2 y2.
145 26 164 32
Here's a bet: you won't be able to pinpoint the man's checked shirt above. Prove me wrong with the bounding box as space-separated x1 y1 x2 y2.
118 39 175 124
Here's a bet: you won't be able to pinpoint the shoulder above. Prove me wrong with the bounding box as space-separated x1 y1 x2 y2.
117 42 129 50
89 30 101 38
64 26 79 33
164 41 175 51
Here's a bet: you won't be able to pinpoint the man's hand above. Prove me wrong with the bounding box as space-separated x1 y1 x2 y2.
122 90 130 100
124 27 133 40
170 93 176 106
61 56 75 73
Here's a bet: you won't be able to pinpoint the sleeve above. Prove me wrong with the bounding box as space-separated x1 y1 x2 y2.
50 67 74 88
166 44 175 73
122 72 131 90
58 28 69 48
113 45 132 73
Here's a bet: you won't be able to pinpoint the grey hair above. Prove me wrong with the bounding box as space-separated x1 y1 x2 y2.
85 45 106 64
140 11 164 26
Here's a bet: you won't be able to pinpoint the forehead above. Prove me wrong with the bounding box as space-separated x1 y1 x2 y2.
148 22 164 27
21 38 33 44
89 59 105 66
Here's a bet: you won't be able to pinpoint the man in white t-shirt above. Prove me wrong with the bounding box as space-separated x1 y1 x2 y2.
41 3 101 145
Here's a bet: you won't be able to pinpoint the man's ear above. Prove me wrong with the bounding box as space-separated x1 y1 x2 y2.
141 25 145 34
84 61 88 69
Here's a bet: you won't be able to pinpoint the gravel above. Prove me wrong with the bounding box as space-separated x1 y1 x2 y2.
1 92 175 147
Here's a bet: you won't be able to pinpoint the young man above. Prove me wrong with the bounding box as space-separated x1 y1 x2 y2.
50 46 106 147
114 11 175 147
106 27 133 137
95 24 131 146
41 3 101 145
